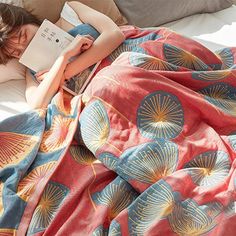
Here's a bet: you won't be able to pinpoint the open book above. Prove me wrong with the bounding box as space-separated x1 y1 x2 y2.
19 19 100 95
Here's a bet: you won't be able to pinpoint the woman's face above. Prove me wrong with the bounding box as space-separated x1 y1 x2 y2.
6 24 39 59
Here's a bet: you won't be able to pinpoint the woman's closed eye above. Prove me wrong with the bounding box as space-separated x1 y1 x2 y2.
18 30 27 44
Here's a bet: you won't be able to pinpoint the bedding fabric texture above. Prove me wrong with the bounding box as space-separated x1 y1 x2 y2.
114 0 234 27
162 5 236 52
22 0 127 25
1 26 236 235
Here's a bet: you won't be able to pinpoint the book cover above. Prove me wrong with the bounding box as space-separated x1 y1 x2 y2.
19 19 100 95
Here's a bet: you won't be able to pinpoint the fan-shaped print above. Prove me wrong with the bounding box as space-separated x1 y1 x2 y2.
192 70 231 81
98 152 118 171
70 145 97 165
0 182 3 216
163 43 209 70
109 33 161 62
109 44 135 62
168 199 217 235
53 92 72 116
109 221 122 236
129 52 179 71
91 225 108 236
228 131 236 151
40 115 75 153
199 83 236 116
224 201 236 217
117 140 178 184
17 162 57 201
204 202 223 219
185 151 230 187
80 100 110 154
128 180 179 235
137 91 184 140
0 132 39 169
92 177 138 221
27 181 69 235
216 48 234 69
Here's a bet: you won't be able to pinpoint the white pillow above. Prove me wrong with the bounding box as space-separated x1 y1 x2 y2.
0 59 26 83
0 0 23 7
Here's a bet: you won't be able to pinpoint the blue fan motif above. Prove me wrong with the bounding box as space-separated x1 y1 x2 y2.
199 83 236 116
91 225 108 236
128 180 180 235
163 43 209 70
137 91 184 140
216 48 234 69
92 177 138 221
27 181 69 235
228 131 236 151
109 33 161 62
117 140 178 184
79 100 110 154
98 152 119 171
185 151 230 187
109 220 122 236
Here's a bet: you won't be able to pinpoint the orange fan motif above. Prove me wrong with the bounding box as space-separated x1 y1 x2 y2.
40 115 75 153
0 132 39 169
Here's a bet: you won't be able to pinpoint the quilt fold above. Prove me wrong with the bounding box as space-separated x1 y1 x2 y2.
0 26 236 235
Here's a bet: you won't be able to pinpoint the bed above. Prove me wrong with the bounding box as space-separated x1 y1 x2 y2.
1 1 236 235
1 5 236 121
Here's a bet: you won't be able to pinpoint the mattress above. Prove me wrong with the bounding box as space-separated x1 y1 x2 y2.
0 5 236 122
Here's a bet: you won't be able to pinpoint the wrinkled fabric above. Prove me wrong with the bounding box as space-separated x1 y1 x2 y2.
1 26 236 235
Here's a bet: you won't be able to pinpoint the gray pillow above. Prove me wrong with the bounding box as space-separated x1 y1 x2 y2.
114 0 234 27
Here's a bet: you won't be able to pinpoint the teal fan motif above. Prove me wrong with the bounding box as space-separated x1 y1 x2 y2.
199 83 236 116
137 91 184 140
27 181 69 235
128 180 180 235
216 48 234 69
92 177 138 221
109 33 161 62
117 140 178 184
184 151 230 187
192 70 231 81
129 52 179 71
98 152 118 171
79 100 110 154
228 131 236 151
163 43 209 70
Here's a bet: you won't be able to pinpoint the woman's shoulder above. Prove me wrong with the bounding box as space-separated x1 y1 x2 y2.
56 1 83 32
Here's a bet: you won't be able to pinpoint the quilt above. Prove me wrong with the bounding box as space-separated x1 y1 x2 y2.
1 26 236 235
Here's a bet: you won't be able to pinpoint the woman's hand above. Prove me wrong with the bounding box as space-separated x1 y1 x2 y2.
61 34 94 60
35 69 49 81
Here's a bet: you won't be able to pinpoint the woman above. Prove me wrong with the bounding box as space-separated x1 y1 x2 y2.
0 2 125 109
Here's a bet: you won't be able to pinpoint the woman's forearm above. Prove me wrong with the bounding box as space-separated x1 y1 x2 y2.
64 30 125 79
28 55 68 109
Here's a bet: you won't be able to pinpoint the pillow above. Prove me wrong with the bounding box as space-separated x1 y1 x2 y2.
22 0 128 25
0 59 26 83
114 0 234 27
0 0 23 7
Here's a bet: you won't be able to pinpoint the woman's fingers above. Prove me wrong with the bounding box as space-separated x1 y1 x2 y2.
61 35 94 58
35 69 49 77
83 34 94 41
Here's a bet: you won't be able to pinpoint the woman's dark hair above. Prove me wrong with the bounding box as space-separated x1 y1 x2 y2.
0 3 41 64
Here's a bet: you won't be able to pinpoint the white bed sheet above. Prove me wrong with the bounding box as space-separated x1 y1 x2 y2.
0 79 30 121
162 5 236 51
1 5 236 122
